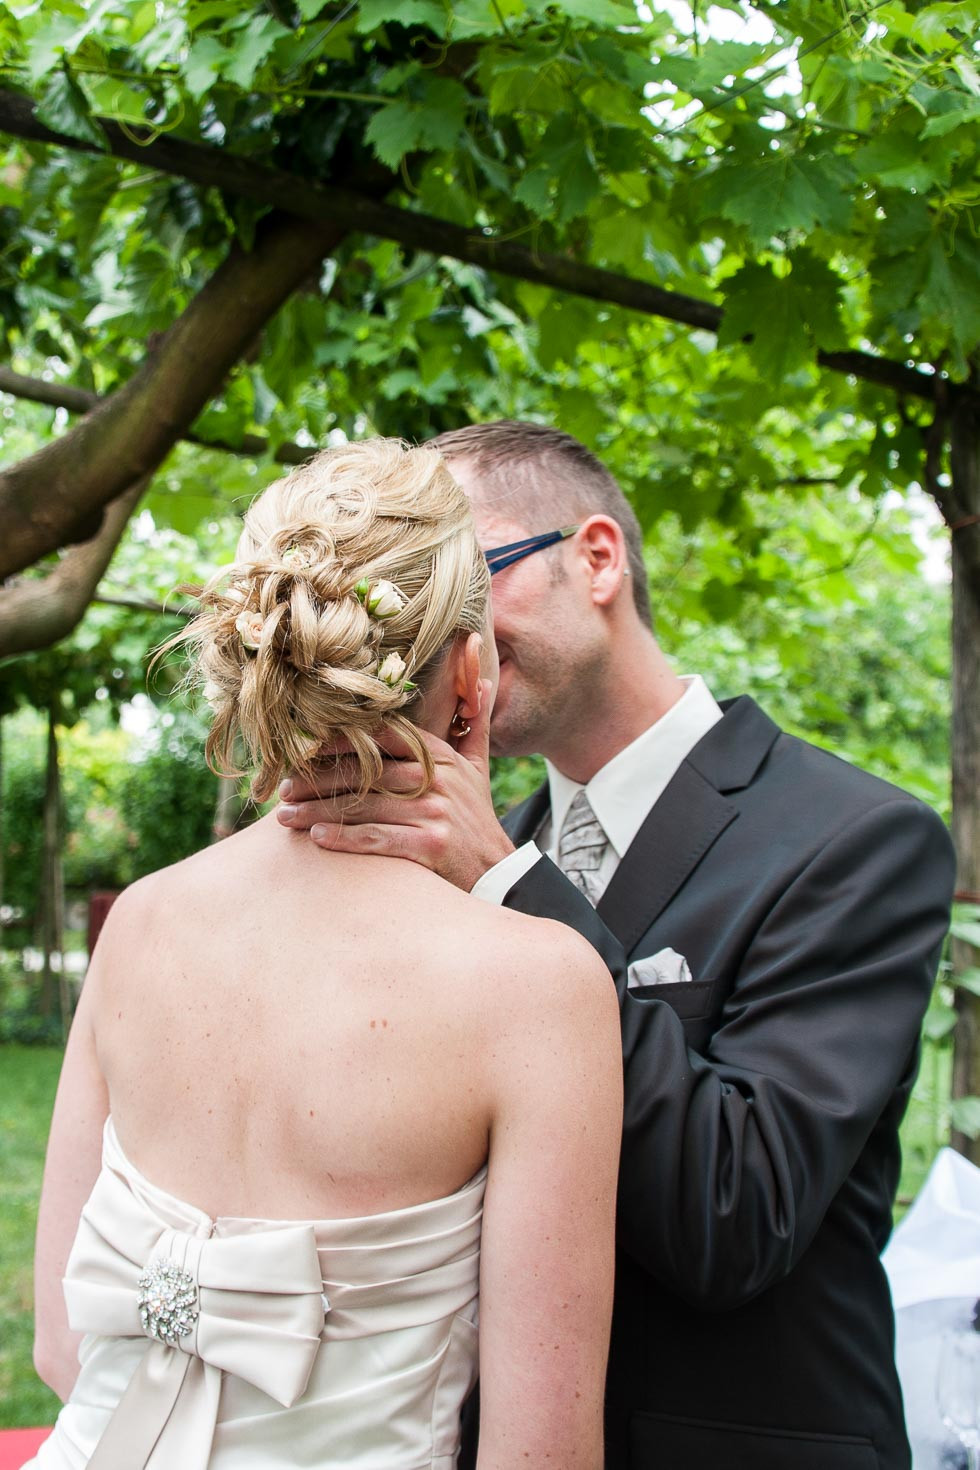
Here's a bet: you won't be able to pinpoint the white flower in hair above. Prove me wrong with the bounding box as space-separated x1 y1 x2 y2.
202 680 223 705
356 579 404 619
377 652 408 686
235 609 265 651
283 544 313 568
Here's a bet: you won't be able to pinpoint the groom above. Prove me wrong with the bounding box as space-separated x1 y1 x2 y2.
279 421 955 1469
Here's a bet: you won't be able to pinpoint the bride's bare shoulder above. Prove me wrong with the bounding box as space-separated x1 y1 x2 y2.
86 835 238 957
439 887 615 1012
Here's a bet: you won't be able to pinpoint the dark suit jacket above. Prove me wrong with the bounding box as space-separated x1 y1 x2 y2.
498 697 955 1470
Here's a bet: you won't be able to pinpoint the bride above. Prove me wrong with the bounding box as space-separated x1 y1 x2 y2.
28 439 622 1469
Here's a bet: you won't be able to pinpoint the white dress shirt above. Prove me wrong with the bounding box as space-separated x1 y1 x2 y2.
472 675 723 904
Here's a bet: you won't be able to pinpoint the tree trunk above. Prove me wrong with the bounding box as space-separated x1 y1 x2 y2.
0 211 347 579
0 476 148 659
39 701 63 1026
0 367 311 467
949 395 980 1162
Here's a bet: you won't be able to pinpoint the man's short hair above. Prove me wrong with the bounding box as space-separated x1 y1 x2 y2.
429 421 652 627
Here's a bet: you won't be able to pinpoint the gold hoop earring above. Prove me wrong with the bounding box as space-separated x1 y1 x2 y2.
449 712 472 739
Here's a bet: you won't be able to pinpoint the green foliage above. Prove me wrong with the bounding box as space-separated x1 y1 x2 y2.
1 707 217 939
490 754 544 815
951 903 980 1137
0 952 64 1045
648 490 952 805
916 904 980 1140
1 723 45 936
0 0 975 553
951 905 980 952
951 1095 980 1141
116 713 217 884
897 1029 953 1214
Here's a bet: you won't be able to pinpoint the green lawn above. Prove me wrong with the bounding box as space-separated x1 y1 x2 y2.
0 1038 953 1427
1 1045 62 1428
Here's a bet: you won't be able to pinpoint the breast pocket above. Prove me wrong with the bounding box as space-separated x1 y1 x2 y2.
624 978 714 1021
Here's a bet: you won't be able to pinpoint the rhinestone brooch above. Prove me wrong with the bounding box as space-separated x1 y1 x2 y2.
137 1258 199 1346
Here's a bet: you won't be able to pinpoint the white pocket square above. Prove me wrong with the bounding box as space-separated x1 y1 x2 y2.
627 948 694 990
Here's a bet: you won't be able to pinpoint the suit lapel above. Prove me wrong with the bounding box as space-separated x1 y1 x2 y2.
500 696 783 954
596 697 781 952
596 762 736 951
502 784 550 845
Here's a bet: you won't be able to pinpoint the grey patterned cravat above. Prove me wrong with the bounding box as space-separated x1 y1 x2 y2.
557 789 608 906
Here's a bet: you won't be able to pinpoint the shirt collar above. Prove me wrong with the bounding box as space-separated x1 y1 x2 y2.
545 676 723 858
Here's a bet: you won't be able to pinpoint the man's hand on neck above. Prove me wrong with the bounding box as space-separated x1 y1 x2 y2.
276 681 516 892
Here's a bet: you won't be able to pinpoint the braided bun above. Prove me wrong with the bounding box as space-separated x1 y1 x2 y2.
169 439 488 801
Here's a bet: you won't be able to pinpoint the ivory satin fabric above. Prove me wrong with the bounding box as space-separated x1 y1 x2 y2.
30 1119 485 1470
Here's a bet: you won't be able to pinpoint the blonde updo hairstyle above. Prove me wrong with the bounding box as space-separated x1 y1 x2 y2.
170 439 489 802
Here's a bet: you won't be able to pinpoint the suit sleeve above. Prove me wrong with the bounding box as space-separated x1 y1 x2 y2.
502 798 955 1310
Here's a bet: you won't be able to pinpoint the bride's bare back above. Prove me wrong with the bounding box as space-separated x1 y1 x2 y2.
92 813 613 1222
37 817 621 1468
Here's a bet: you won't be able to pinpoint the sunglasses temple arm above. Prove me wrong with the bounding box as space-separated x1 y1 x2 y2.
486 527 580 575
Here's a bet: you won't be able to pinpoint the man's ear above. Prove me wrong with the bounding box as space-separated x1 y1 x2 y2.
452 631 485 718
577 516 626 608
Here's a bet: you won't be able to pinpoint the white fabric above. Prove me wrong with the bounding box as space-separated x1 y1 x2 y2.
473 675 722 904
882 1148 980 1470
883 1146 980 1309
470 842 542 904
626 948 694 989
29 1119 485 1470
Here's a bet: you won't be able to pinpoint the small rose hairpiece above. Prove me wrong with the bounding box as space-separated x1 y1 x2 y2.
282 544 314 569
378 652 406 685
377 652 417 693
235 609 265 651
355 579 405 619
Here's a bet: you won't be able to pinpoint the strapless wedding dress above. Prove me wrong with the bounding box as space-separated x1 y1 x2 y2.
29 1118 485 1469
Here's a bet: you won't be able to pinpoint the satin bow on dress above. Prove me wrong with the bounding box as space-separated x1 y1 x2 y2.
62 1160 325 1470
31 1120 485 1470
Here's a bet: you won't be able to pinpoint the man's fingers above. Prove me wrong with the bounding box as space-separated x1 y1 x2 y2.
280 757 361 803
278 785 433 830
309 821 391 854
280 675 494 819
280 753 428 804
308 821 429 859
372 761 430 794
278 798 346 830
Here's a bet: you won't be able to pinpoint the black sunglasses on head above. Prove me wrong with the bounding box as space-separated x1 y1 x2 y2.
484 525 580 576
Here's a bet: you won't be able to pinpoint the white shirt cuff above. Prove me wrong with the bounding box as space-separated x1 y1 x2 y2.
470 842 543 905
